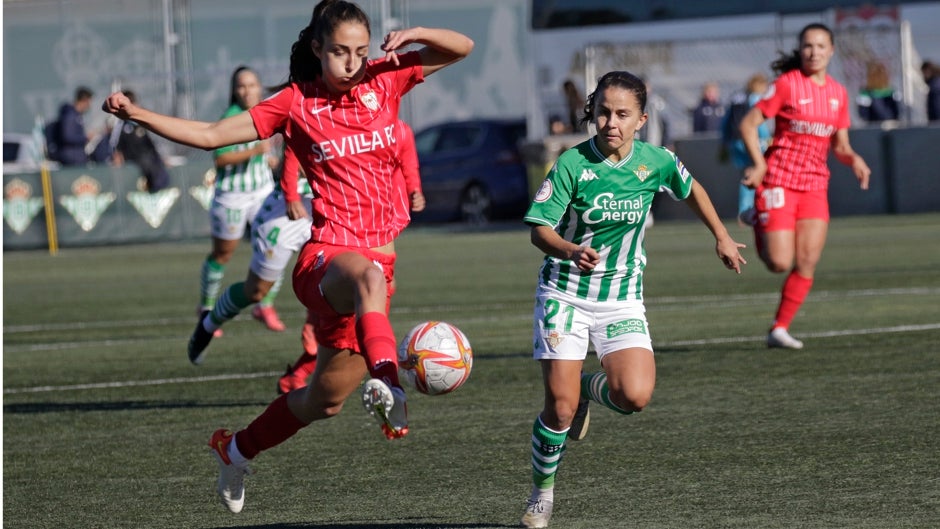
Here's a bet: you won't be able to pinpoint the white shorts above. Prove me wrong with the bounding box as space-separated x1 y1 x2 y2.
249 192 314 282
532 285 653 361
209 186 273 241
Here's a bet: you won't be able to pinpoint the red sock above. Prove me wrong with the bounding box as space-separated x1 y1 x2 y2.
289 351 317 379
234 394 306 460
773 270 813 329
355 311 400 388
301 317 318 356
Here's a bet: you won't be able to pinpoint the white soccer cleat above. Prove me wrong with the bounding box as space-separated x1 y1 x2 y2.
767 327 804 349
521 498 554 528
361 378 409 439
208 429 251 513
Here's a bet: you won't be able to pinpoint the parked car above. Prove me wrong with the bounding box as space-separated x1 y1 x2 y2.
3 133 55 173
411 118 529 224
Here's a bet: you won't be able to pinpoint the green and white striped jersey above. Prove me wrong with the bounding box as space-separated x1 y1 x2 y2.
524 138 694 302
213 104 274 193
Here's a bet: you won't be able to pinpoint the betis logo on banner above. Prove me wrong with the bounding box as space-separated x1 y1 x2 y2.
127 188 181 228
59 175 116 232
189 167 216 211
3 178 44 234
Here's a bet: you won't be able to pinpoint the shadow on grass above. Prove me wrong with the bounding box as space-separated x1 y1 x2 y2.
3 400 266 414
208 523 510 529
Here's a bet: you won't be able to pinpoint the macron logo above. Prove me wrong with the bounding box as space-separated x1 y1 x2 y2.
579 169 599 182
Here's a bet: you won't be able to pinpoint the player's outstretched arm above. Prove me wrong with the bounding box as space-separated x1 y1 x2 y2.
101 92 259 150
684 180 747 274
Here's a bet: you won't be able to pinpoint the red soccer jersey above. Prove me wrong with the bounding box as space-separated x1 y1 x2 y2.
756 69 851 191
250 51 424 247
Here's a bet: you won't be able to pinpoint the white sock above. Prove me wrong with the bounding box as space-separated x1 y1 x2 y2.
226 436 249 468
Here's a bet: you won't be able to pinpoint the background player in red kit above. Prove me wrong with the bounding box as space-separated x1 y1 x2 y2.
101 0 472 514
739 23 870 349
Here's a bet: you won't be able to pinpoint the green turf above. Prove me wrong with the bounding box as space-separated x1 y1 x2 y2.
4 214 940 528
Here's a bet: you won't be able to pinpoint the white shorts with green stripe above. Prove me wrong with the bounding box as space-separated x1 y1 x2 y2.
532 285 653 361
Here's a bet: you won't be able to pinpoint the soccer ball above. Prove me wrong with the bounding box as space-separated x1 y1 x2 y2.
397 321 473 395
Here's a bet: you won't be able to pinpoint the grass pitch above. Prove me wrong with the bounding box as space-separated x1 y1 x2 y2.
4 214 940 528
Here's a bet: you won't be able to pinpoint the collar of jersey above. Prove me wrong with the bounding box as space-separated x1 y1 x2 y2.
589 137 635 169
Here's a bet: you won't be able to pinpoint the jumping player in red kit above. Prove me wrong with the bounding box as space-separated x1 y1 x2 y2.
101 0 472 514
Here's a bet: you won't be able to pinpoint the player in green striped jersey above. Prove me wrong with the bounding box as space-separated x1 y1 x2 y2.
197 66 278 337
520 71 747 529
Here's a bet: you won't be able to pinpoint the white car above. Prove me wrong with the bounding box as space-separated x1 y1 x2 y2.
3 133 58 173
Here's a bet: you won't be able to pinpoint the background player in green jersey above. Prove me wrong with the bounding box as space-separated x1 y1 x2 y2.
197 66 281 340
520 70 747 528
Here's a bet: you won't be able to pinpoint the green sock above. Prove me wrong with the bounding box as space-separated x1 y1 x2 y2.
581 372 633 415
199 257 226 310
259 274 283 308
207 282 251 329
530 415 568 492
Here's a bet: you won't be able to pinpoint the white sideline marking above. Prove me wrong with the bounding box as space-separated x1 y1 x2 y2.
4 371 282 395
5 323 939 395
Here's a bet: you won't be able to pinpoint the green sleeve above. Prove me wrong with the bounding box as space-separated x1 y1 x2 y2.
524 152 577 227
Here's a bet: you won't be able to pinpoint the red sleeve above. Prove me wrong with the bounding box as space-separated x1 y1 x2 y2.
756 75 789 119
280 144 301 202
368 51 425 99
837 85 851 129
397 121 421 194
248 86 294 139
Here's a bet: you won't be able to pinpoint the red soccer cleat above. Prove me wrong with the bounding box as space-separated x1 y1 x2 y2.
252 305 286 332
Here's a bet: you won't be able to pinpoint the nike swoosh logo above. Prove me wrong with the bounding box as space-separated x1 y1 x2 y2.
798 98 813 105
309 106 330 115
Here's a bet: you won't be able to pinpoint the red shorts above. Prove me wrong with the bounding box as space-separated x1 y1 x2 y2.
755 184 829 232
292 241 397 352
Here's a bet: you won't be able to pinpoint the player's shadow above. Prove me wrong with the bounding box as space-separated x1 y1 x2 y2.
3 400 266 414
210 523 512 529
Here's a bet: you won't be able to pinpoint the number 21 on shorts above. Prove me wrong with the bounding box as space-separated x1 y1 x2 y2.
543 298 574 333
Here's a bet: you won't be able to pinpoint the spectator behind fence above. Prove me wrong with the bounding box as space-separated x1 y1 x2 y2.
721 73 772 225
692 81 725 132
856 61 900 123
562 79 585 133
110 90 171 192
637 79 670 148
922 60 940 122
46 86 94 165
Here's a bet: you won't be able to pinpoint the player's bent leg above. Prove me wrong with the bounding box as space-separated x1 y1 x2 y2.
188 283 252 365
598 347 656 413
285 345 366 424
253 274 286 331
